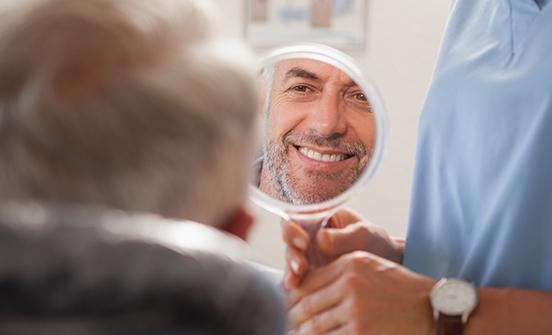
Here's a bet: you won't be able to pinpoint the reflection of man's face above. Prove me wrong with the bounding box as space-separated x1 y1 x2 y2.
259 59 375 205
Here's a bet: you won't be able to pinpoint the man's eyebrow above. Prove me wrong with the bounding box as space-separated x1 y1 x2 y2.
344 80 358 89
283 67 319 82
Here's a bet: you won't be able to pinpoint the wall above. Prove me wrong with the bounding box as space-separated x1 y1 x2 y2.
215 0 451 269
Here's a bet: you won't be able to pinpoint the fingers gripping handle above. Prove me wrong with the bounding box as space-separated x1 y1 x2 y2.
297 216 331 273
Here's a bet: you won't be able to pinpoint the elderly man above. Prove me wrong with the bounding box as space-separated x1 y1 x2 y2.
259 59 375 205
0 0 285 333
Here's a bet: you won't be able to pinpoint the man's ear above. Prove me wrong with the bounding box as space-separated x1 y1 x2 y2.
220 206 254 241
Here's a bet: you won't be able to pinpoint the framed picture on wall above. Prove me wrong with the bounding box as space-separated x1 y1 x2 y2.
245 0 367 50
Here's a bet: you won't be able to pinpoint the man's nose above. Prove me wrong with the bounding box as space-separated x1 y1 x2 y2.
308 89 347 137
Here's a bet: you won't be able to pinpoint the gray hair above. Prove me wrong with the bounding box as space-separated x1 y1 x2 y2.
0 0 259 227
260 64 275 116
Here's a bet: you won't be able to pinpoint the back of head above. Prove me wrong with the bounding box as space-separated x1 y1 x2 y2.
0 0 259 227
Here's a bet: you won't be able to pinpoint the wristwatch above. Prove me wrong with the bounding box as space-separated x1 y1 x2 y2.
429 278 478 335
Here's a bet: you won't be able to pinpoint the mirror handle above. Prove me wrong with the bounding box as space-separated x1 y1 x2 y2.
297 216 332 273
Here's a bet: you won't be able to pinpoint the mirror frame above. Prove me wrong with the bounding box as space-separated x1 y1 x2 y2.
249 43 388 221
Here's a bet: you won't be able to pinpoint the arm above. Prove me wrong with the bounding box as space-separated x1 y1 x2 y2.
287 251 552 335
466 287 552 334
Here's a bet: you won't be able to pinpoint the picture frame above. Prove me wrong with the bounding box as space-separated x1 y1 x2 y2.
244 0 367 50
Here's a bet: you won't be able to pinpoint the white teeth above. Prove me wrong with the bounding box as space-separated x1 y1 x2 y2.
298 147 346 162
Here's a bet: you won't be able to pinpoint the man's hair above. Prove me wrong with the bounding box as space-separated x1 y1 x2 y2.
260 64 275 116
0 0 259 226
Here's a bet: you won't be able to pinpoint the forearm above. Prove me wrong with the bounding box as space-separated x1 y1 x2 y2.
466 287 552 334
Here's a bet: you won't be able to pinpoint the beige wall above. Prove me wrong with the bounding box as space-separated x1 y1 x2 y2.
215 0 451 269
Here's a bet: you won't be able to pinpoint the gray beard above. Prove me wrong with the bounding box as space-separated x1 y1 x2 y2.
262 138 367 205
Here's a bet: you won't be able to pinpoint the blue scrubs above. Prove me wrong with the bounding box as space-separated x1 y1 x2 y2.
404 0 552 289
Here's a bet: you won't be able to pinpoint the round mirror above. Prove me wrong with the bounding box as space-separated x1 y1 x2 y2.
250 44 387 268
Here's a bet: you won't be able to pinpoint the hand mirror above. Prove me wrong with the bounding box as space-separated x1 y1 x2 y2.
250 44 387 270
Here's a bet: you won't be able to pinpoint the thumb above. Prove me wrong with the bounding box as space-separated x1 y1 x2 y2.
316 222 368 257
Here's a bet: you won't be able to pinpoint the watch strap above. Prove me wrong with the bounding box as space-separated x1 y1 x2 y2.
437 313 464 335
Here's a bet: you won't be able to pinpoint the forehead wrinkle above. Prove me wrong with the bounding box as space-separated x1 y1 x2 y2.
342 80 359 90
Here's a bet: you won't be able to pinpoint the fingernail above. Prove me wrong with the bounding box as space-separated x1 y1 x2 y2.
291 258 300 274
293 237 307 250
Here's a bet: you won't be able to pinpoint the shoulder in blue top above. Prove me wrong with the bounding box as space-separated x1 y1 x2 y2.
404 0 552 290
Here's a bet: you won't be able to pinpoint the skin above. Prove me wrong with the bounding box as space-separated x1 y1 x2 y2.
282 212 552 334
258 59 375 205
219 206 254 241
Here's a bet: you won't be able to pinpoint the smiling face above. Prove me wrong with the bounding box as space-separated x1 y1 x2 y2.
259 59 375 205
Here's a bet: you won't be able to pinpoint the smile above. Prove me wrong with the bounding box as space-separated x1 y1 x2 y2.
297 146 350 162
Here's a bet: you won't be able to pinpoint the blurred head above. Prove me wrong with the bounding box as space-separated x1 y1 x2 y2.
0 0 259 235
259 59 375 205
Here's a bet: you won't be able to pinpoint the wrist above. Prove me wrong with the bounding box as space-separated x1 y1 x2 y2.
419 277 437 335
401 271 436 335
416 301 436 335
429 278 479 335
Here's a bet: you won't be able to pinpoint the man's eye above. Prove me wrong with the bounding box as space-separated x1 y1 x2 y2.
345 90 372 112
352 92 367 102
290 85 312 93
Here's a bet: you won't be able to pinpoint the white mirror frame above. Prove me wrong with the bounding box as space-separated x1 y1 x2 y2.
249 43 388 221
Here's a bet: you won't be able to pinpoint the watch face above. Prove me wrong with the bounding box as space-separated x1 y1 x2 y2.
431 279 478 316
